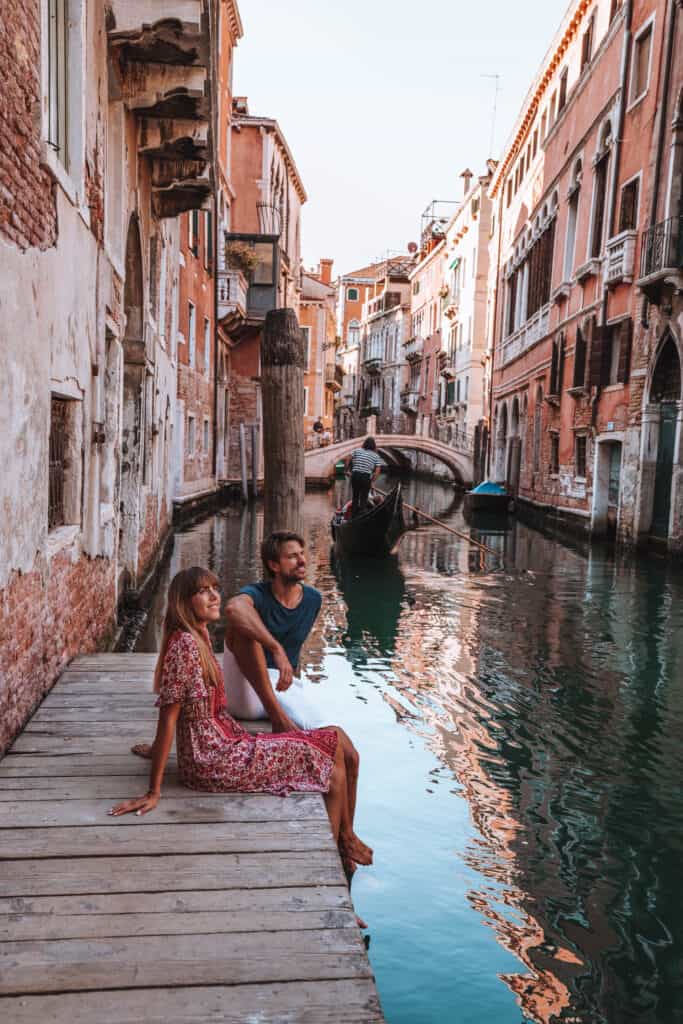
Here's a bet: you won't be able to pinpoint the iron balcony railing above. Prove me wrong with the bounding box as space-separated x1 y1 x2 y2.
640 215 683 278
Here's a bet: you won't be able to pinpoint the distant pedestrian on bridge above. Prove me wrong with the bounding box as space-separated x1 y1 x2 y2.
347 437 382 517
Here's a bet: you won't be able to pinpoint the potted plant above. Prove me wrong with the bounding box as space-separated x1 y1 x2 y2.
224 240 260 277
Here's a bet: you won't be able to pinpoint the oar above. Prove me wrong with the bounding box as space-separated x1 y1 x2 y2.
375 487 501 558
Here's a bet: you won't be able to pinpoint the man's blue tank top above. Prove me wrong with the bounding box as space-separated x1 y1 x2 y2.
239 581 322 669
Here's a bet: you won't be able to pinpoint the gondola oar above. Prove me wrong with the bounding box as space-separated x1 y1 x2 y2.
375 487 500 558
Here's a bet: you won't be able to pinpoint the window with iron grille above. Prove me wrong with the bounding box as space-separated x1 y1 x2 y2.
49 397 69 529
550 433 560 475
576 435 587 478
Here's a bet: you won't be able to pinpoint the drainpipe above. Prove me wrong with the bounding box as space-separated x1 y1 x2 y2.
486 186 504 477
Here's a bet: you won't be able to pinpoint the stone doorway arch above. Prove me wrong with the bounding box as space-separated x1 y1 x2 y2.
643 333 682 541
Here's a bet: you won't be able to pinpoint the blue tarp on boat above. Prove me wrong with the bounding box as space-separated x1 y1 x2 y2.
470 480 507 495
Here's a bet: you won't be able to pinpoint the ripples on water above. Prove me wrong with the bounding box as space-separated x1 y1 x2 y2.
138 477 683 1024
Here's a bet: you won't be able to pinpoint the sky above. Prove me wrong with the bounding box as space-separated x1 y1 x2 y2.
234 0 568 277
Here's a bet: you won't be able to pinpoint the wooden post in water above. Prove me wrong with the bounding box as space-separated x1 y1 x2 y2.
261 308 305 537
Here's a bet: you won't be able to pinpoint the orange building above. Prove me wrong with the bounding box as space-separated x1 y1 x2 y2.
489 0 663 543
301 259 339 444
218 99 307 488
336 265 378 439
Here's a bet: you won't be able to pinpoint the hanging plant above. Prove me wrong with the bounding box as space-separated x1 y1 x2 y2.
225 240 260 276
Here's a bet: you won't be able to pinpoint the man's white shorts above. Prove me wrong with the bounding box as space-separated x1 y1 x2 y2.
223 648 324 731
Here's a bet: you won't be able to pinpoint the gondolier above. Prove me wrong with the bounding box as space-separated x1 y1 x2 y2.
347 437 382 517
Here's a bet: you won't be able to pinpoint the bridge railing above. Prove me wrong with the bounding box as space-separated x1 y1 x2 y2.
338 429 474 457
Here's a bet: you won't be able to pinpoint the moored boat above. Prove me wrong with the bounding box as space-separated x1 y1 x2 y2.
331 483 404 556
464 480 515 515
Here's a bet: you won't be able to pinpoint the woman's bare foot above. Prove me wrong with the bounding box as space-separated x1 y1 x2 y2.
356 914 368 929
131 742 153 759
340 831 373 866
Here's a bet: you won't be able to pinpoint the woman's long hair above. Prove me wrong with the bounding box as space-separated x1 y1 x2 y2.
153 566 222 693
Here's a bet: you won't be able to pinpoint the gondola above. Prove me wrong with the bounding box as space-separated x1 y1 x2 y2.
464 480 515 515
331 483 404 557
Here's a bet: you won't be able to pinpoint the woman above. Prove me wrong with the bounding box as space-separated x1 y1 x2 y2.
109 567 372 880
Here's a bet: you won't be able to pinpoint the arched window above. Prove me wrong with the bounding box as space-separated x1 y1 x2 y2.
591 122 612 257
650 335 682 403
564 160 582 279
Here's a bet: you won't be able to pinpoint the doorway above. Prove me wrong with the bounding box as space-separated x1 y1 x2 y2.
648 336 681 541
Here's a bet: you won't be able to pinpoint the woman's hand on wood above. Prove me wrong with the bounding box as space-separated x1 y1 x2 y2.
108 791 160 817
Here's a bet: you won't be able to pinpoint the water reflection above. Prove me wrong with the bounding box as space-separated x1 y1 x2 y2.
136 477 683 1024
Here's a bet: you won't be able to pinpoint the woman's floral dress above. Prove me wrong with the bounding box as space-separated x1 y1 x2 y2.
156 629 337 796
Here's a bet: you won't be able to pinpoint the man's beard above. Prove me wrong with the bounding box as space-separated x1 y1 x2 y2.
281 570 303 585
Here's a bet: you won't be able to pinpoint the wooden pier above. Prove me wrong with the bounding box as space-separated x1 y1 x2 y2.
0 654 384 1022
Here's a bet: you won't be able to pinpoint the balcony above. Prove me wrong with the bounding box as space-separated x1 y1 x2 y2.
442 291 459 320
363 355 384 375
218 233 279 339
217 269 247 322
367 291 402 318
499 302 551 368
440 362 456 379
360 404 380 419
605 229 637 287
400 388 419 414
107 2 212 218
638 215 683 304
404 336 423 362
575 257 601 284
325 363 344 392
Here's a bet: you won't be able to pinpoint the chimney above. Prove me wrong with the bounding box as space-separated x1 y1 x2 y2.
460 168 473 196
319 258 333 285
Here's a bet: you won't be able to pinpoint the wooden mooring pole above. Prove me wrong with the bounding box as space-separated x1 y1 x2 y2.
261 308 305 537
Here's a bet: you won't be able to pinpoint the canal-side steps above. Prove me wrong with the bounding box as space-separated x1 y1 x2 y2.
0 653 385 1023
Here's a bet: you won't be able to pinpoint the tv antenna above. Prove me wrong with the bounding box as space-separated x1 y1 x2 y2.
481 74 501 157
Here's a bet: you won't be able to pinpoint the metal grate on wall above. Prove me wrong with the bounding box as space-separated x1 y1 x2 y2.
49 397 68 529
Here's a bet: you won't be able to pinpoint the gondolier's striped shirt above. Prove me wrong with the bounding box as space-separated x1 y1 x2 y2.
350 448 382 476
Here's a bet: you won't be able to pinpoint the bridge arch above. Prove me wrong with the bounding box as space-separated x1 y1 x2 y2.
304 434 473 485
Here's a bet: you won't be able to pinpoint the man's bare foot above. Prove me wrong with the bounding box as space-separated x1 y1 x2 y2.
131 742 153 759
340 831 373 866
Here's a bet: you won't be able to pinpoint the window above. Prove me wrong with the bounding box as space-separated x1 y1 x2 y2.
590 318 633 386
575 435 587 478
619 177 640 232
591 152 610 257
47 0 69 166
203 419 210 453
549 335 565 395
550 433 560 475
48 396 69 528
188 302 196 368
204 209 213 271
564 161 582 278
186 415 196 457
347 287 359 301
301 325 311 369
581 15 594 71
549 91 557 126
630 23 653 103
506 179 513 207
541 110 548 139
189 210 199 256
303 386 309 415
532 128 538 158
558 69 568 113
203 317 211 372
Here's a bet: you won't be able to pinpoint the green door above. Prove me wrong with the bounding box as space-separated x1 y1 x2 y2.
651 405 677 537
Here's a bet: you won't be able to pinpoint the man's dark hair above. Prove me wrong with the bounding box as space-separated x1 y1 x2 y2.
362 436 376 451
261 531 305 577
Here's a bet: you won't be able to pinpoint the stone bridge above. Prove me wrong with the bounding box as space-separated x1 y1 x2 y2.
305 434 473 486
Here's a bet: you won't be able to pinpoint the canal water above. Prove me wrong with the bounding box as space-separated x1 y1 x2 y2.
137 477 683 1024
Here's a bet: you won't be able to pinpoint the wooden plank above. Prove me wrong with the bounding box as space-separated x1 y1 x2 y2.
0 851 342 896
23 720 157 734
0 929 370 995
0 979 384 1023
0 820 335 858
0 755 167 777
0 792 326 828
0 885 352 918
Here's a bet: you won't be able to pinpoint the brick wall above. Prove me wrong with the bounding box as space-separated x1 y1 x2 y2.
0 0 57 249
178 363 214 483
0 552 116 755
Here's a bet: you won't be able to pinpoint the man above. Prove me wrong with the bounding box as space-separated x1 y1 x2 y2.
223 531 324 732
347 436 382 517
